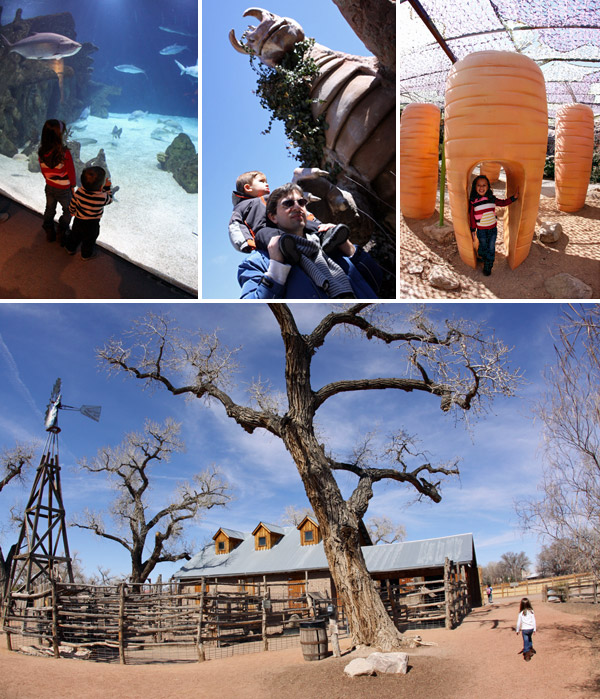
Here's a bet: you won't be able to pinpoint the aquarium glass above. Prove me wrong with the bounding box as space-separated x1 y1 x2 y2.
0 0 198 294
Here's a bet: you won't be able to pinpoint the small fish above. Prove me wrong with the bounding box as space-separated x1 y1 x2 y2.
68 121 87 131
114 64 146 76
78 105 91 120
0 31 81 59
159 44 187 55
157 118 183 131
112 126 122 139
74 137 98 146
159 26 196 37
174 60 197 79
128 110 148 121
151 127 172 142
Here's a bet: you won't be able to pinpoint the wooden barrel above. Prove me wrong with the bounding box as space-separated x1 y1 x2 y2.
299 620 329 661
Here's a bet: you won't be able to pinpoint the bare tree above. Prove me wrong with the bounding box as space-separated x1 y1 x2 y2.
498 551 531 582
280 505 314 526
536 540 585 578
0 443 36 594
366 516 406 545
516 304 600 577
97 304 520 650
71 418 231 583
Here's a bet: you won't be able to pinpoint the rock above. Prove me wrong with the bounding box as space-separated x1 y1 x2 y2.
369 652 409 674
158 133 198 193
344 652 409 676
407 261 424 274
545 273 592 299
344 657 376 676
429 265 460 291
423 222 454 244
538 221 562 243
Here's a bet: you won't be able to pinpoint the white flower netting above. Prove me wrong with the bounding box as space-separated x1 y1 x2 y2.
399 0 600 121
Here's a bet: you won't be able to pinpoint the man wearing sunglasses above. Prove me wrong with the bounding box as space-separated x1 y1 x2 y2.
238 183 381 299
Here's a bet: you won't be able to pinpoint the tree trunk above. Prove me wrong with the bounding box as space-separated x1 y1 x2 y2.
283 425 403 650
330 0 395 79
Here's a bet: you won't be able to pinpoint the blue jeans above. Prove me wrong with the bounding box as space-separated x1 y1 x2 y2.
522 629 534 652
476 226 497 269
43 185 72 238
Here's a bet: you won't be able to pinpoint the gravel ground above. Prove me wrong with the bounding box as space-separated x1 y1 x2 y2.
1 596 598 699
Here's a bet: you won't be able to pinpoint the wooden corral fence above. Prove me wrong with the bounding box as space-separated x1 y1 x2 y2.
379 558 471 631
480 572 598 602
542 575 599 604
1 579 345 664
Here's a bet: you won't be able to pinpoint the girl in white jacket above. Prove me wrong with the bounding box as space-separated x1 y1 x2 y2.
516 597 537 658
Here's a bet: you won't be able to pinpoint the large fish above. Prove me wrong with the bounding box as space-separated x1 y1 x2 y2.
0 32 81 59
114 64 147 76
159 44 187 55
174 60 197 79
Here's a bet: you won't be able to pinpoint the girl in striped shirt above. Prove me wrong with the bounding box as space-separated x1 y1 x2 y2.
38 119 76 243
469 175 518 276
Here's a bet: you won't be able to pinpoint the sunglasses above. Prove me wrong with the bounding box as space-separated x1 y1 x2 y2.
280 197 308 209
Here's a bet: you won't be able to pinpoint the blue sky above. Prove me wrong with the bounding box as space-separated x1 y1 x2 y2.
201 1 374 299
0 302 577 582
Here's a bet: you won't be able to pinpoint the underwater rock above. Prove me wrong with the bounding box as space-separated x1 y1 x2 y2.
158 133 197 193
88 81 121 119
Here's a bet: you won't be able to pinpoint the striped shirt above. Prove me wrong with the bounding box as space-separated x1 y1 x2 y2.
69 186 113 220
39 149 76 190
469 194 515 230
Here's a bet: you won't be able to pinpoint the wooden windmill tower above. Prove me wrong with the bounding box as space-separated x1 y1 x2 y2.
5 379 100 594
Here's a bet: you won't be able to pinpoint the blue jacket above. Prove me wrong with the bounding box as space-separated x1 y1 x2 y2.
238 246 381 299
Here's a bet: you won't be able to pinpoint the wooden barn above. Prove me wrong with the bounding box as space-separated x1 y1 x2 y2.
176 518 482 628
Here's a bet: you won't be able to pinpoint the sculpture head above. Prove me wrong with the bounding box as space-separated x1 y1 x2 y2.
229 7 305 67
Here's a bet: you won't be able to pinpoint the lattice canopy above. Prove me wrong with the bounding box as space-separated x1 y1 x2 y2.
399 0 600 123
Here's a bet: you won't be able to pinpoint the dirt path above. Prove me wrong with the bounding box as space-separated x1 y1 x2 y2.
1 597 598 699
400 183 600 299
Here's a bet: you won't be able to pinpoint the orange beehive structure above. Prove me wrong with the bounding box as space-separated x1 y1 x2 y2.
400 103 441 219
445 51 548 269
480 162 501 182
555 103 595 213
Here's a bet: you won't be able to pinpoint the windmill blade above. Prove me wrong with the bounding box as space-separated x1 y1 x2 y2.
79 405 101 422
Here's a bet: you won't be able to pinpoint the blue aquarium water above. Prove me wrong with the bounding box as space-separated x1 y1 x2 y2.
0 0 198 294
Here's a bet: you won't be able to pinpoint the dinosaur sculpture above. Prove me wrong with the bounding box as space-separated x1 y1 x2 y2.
230 7 395 293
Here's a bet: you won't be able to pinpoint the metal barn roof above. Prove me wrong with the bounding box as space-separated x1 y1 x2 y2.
175 530 476 580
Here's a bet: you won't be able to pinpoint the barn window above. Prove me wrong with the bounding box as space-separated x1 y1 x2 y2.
218 541 225 550
304 530 314 541
258 536 267 547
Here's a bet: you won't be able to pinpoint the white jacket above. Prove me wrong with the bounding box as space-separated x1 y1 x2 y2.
516 610 536 633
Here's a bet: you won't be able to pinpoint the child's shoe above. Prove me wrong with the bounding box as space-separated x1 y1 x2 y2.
278 234 300 265
43 223 56 242
322 224 349 256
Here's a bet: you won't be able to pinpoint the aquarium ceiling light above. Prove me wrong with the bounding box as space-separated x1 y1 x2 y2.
399 0 600 122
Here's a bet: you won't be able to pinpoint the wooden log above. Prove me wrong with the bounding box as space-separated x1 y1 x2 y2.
51 581 60 659
444 558 452 630
118 583 126 665
196 578 206 662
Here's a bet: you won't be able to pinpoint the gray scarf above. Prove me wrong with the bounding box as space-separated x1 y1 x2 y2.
287 234 355 298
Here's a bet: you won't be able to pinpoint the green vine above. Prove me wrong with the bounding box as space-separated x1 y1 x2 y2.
249 38 328 166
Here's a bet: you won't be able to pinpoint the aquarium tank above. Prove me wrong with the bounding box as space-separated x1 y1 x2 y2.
0 0 198 294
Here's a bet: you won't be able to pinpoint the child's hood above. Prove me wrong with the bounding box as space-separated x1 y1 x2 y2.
232 190 254 208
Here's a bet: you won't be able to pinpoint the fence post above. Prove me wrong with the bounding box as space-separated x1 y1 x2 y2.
262 587 269 652
51 580 60 658
118 583 127 665
196 577 206 662
444 558 452 629
3 591 13 651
